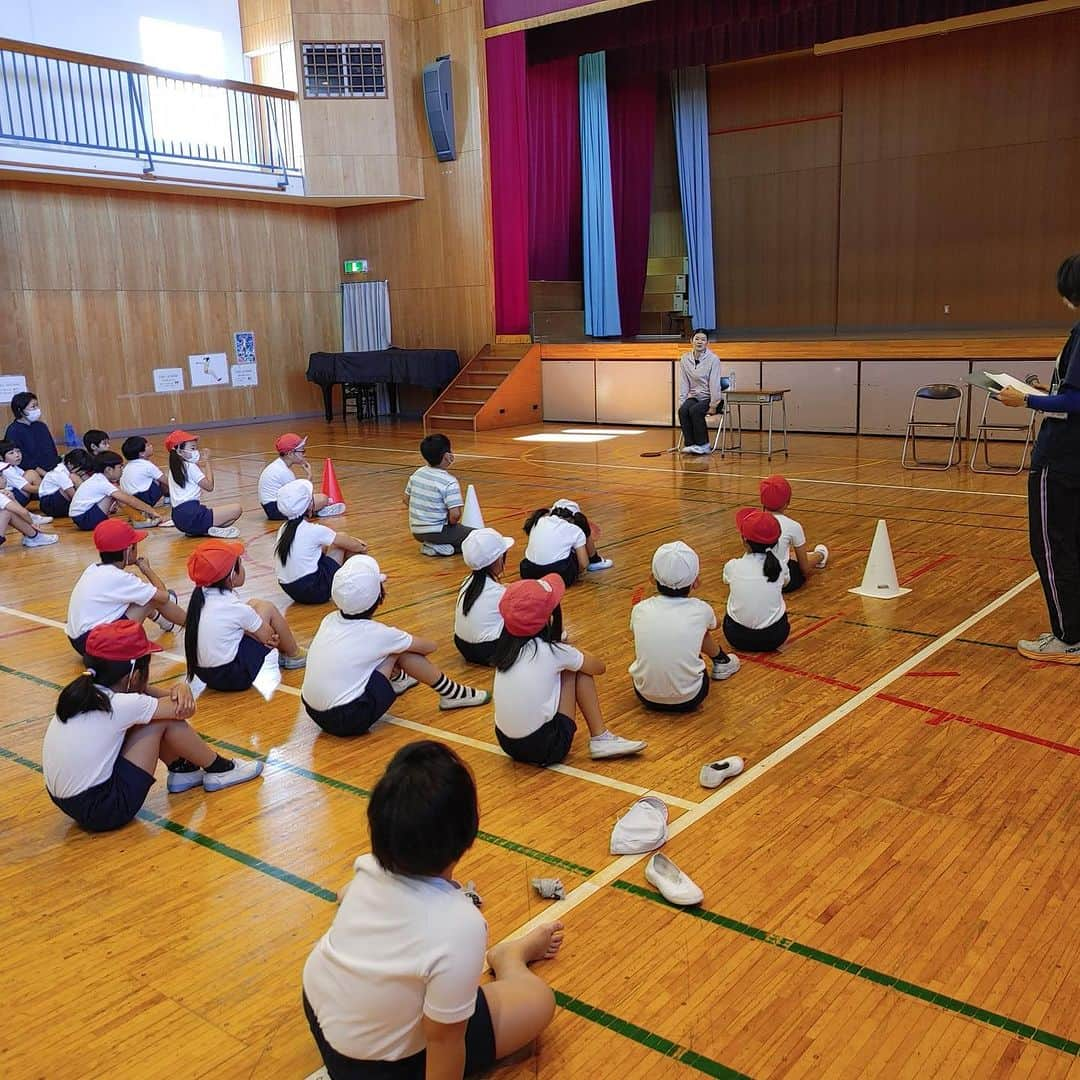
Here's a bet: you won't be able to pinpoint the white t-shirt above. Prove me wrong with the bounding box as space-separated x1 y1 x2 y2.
302 614 413 711
4 464 28 492
276 520 337 584
168 462 205 506
66 563 158 638
0 489 9 510
524 515 586 566
69 473 118 517
194 588 263 667
494 641 583 738
723 553 786 629
629 595 716 704
772 511 806 570
43 688 157 798
454 575 506 644
303 853 488 1062
120 458 164 495
258 458 295 505
39 462 73 498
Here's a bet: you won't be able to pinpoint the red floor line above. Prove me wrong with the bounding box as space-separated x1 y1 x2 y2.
737 653 861 691
899 554 955 586
786 613 845 643
903 671 961 678
0 624 49 641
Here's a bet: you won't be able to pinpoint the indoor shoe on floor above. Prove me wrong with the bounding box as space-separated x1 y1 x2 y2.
208 525 240 539
23 532 59 547
30 513 52 526
699 756 744 789
279 647 308 670
391 673 418 695
421 542 455 557
590 731 647 760
711 655 740 680
317 502 347 517
1017 633 1080 664
645 852 704 907
166 767 204 793
587 556 613 572
814 543 830 568
439 686 490 710
203 759 264 792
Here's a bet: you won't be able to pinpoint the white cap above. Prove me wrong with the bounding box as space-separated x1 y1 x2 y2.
552 498 580 515
610 797 669 854
277 478 314 519
651 540 699 589
331 554 386 614
462 527 514 570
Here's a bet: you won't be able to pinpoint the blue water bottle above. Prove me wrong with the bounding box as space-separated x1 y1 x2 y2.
64 423 79 447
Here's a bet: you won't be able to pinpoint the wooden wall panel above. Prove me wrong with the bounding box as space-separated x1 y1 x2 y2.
708 53 840 131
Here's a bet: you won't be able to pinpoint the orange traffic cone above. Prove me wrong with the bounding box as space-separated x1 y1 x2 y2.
321 458 344 506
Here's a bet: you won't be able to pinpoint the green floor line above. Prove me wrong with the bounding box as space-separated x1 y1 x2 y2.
613 881 1079 1057
553 990 752 1079
0 661 62 691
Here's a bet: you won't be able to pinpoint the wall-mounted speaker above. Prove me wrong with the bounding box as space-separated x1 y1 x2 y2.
422 55 456 163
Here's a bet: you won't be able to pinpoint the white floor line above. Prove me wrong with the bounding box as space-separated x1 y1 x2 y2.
0 605 696 812
496 571 1039 943
305 442 1026 500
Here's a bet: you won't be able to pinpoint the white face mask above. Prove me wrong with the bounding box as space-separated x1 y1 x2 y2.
181 447 200 463
24 407 42 422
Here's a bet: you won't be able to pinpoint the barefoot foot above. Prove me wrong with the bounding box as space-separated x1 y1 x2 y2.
488 922 565 974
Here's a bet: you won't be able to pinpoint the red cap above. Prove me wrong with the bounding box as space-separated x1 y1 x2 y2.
759 475 792 512
85 619 163 662
498 574 566 636
187 538 245 586
274 432 307 454
164 429 198 451
93 518 147 553
736 507 781 545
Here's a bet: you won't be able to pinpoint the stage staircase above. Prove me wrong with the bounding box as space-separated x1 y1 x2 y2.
423 343 541 433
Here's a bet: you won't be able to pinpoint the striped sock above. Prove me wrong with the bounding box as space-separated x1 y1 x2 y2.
432 674 466 699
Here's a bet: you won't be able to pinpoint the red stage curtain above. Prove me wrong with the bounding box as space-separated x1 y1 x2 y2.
527 55 582 282
486 32 530 335
607 55 657 338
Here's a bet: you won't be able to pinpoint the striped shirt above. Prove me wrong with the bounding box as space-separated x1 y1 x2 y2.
405 466 463 534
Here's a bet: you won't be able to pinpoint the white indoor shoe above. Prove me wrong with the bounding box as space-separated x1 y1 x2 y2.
208 525 240 539
711 655 740 681
645 852 704 906
699 756 744 789
589 731 647 760
203 759 264 792
30 513 52 526
814 543 830 568
391 672 418 695
317 502 347 518
22 532 59 548
421 542 455 557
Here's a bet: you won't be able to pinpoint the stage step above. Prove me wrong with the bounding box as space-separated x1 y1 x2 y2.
426 414 476 432
424 343 541 434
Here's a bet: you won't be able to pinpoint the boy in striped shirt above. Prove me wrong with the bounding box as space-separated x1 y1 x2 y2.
404 434 474 557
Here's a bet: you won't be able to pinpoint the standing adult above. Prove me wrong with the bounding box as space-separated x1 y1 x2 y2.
677 330 725 455
998 254 1080 664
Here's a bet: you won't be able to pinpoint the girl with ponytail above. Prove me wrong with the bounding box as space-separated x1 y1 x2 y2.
43 620 262 832
273 479 367 604
721 509 791 653
454 528 514 665
163 429 243 538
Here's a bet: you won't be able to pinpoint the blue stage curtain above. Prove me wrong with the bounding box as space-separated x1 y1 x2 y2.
579 51 621 338
670 66 716 331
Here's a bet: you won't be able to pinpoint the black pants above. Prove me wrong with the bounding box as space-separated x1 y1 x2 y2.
1028 466 1080 644
782 559 805 594
454 635 498 666
723 613 790 653
678 396 711 446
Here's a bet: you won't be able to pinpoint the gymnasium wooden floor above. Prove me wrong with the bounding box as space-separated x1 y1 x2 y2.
1 419 1077 1080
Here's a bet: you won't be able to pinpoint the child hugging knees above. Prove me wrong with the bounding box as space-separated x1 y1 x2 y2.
454 528 515 666
722 509 791 653
520 499 613 587
759 476 828 593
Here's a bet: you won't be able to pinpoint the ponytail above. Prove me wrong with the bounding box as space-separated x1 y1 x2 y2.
168 448 188 487
184 570 236 677
491 604 563 671
747 540 783 583
56 654 152 721
523 507 549 534
274 517 304 567
460 567 494 616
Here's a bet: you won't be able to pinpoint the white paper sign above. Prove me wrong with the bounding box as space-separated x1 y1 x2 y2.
230 363 258 388
153 367 185 393
0 374 27 404
234 331 256 364
188 353 229 387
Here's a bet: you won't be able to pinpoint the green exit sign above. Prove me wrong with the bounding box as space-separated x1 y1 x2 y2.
343 259 368 274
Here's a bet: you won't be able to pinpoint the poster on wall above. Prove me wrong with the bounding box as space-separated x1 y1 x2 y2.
188 353 229 387
0 374 27 404
234 331 256 365
153 368 185 393
230 363 258 388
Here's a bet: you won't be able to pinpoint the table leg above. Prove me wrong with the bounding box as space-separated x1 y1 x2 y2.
781 395 789 456
766 402 774 460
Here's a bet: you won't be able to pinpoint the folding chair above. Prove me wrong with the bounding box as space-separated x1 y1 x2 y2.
676 375 735 452
901 384 964 470
969 387 1037 474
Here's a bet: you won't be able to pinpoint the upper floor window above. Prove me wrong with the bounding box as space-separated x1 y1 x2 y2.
302 42 387 99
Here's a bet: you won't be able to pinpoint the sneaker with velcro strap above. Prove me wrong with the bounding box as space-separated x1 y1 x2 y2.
1017 633 1080 664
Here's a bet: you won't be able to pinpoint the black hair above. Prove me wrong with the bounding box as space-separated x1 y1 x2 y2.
121 435 147 461
420 433 452 467
523 505 590 538
746 540 783 583
168 448 189 487
56 655 151 722
0 439 15 459
691 328 709 340
274 516 305 567
492 604 564 671
657 582 692 598
99 549 126 565
63 448 92 472
183 569 237 678
368 740 479 876
340 585 385 621
91 450 123 473
83 429 109 452
460 564 499 617
1057 254 1080 307
10 391 36 419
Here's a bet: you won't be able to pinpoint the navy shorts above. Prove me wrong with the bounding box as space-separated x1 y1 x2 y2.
72 504 109 531
132 481 163 507
195 635 272 692
634 670 710 713
172 499 213 536
520 555 580 587
280 554 340 605
68 630 92 657
781 559 806 594
303 671 395 736
303 987 495 1079
11 487 30 507
49 755 155 832
722 613 791 653
262 500 286 521
39 491 71 518
496 711 577 766
454 635 498 666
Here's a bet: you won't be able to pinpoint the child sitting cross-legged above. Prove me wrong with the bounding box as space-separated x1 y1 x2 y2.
759 475 828 593
723 509 791 653
454 528 515 666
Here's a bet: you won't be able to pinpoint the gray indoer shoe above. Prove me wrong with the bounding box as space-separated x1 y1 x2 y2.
1017 633 1080 664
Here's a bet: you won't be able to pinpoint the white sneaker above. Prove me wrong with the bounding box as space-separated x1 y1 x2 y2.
645 853 704 907
711 654 741 681
587 556 613 572
589 731 647 759
391 673 418 695
208 525 240 539
166 768 204 793
30 513 53 526
1017 633 1080 664
699 756 744 789
132 518 159 529
421 542 455 557
203 759 264 792
690 445 711 455
22 532 59 548
317 502 347 518
679 445 696 454
814 543 829 568
279 647 308 670
439 686 491 710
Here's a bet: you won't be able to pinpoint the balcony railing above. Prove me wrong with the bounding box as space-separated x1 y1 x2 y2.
0 37 301 187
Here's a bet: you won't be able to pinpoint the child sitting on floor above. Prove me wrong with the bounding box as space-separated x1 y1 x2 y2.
629 541 740 713
165 430 242 539
300 555 489 736
454 528 514 666
723 509 790 653
493 575 645 765
0 484 58 548
83 429 111 455
0 439 43 506
258 432 344 520
759 475 828 593
520 499 613 586
69 451 167 531
120 436 167 508
38 449 91 519
404 433 473 556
